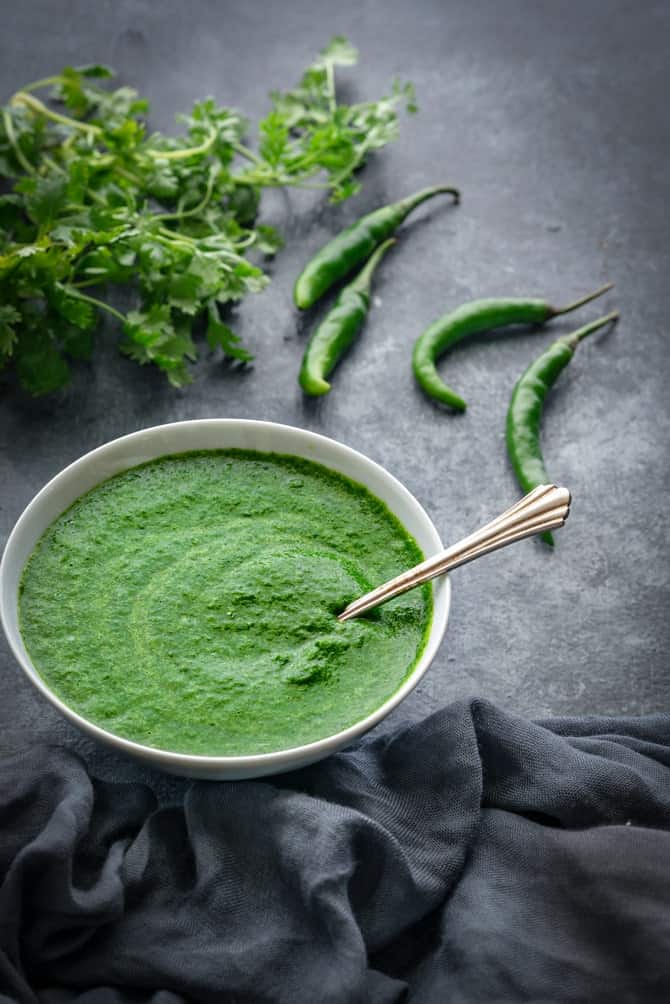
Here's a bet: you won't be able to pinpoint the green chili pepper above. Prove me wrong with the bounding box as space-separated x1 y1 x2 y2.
293 185 460 310
506 310 619 545
412 283 614 411
299 238 395 396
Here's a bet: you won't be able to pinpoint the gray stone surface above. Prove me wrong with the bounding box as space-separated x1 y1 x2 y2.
1 0 668 788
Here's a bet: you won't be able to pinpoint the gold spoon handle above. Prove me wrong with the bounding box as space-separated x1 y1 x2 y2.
337 484 571 622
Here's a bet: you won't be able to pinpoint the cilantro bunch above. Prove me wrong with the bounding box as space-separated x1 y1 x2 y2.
0 38 416 393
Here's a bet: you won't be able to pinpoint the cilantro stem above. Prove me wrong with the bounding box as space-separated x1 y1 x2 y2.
325 61 336 114
2 108 36 175
11 92 102 136
234 233 257 249
146 127 217 161
232 141 263 166
234 170 329 191
18 75 61 94
154 166 217 221
63 287 126 323
2 45 417 394
153 227 244 268
115 165 145 187
42 154 66 175
70 277 107 289
278 177 331 190
328 137 371 190
157 227 198 247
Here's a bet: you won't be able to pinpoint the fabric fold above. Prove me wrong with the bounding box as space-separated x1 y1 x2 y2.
1 700 669 1003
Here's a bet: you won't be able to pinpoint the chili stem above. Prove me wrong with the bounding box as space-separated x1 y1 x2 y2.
554 282 614 316
350 237 395 292
560 310 619 351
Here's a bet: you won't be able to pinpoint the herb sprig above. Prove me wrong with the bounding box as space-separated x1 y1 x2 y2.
0 39 415 393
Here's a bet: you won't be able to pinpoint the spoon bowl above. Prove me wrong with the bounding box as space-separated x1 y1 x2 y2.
338 484 571 621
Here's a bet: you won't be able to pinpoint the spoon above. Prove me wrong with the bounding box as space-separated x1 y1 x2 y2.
337 484 571 622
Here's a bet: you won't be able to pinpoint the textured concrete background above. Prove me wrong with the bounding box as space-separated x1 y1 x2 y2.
1 0 668 788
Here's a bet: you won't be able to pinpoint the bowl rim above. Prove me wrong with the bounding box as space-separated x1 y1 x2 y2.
0 418 450 769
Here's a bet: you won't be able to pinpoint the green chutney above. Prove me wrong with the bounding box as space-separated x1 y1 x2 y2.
19 450 432 756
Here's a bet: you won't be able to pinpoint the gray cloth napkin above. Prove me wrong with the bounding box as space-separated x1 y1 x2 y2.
1 699 670 1003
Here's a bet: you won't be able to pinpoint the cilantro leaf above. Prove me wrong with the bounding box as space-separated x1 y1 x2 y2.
249 36 414 200
167 272 201 314
123 304 174 349
60 325 94 360
316 36 359 68
254 225 283 255
259 112 288 168
0 38 417 393
49 283 96 329
76 64 114 79
0 304 20 356
19 175 69 227
207 315 253 363
14 323 71 395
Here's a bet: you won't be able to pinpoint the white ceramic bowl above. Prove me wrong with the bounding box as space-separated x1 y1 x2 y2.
0 420 450 779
